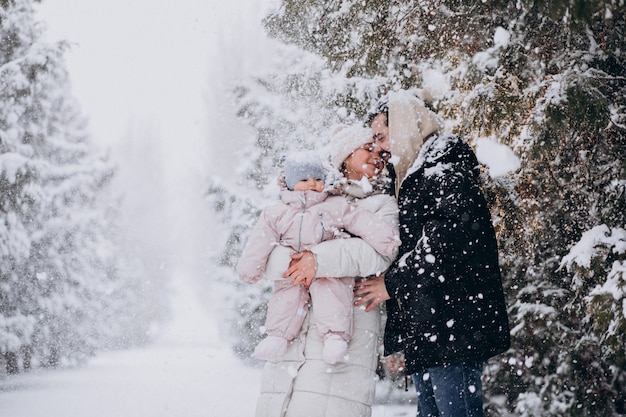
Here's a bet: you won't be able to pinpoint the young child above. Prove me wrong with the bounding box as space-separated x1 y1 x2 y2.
236 151 400 364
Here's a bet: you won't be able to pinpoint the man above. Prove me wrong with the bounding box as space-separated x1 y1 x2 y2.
354 90 510 417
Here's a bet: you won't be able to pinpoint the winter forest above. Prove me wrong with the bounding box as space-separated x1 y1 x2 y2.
1 0 625 416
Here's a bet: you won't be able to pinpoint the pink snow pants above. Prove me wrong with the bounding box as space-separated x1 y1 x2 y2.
265 277 355 342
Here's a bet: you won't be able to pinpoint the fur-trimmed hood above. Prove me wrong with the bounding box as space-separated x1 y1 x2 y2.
388 90 443 195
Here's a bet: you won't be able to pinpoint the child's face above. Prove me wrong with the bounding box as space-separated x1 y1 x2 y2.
293 178 324 192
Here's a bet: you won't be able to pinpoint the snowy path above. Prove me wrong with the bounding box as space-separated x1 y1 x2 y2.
0 346 260 417
0 275 413 417
0 274 262 417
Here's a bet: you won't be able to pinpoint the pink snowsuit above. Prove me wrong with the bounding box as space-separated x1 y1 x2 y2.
237 189 400 344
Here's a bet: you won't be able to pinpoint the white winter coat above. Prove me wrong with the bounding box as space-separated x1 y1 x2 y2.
254 183 399 417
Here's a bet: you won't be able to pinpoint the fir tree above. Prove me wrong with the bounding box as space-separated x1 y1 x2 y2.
0 0 158 373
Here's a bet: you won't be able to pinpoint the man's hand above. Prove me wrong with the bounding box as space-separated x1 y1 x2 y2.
354 275 390 312
283 251 317 288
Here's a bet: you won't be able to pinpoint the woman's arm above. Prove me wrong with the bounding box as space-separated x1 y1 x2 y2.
264 244 293 280
264 235 394 283
314 194 399 277
311 238 395 277
275 195 399 283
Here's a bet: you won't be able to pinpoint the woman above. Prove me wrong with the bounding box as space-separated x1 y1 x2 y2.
253 125 398 417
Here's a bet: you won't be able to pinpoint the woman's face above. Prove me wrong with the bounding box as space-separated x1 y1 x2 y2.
342 144 386 181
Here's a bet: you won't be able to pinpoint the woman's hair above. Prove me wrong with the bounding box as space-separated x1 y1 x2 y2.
365 95 389 127
338 161 348 177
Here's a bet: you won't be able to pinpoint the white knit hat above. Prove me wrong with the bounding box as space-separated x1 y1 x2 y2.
329 125 373 168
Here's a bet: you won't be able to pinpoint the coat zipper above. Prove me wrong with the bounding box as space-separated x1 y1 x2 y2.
296 193 306 252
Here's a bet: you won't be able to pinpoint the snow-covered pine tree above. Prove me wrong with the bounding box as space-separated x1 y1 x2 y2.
0 0 156 373
263 0 626 415
0 0 62 372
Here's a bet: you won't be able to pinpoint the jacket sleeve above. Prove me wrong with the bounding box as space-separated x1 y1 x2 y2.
312 195 400 278
235 209 280 284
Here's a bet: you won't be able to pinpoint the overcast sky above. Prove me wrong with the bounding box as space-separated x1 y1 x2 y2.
35 0 275 276
37 1 270 155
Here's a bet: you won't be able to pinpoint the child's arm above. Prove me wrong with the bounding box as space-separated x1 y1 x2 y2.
235 209 280 284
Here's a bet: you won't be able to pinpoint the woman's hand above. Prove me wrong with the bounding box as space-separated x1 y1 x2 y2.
283 251 317 287
354 275 390 312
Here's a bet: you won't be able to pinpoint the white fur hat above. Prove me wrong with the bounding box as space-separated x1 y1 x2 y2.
329 125 373 168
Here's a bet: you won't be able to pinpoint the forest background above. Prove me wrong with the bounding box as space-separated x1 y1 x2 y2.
1 1 625 417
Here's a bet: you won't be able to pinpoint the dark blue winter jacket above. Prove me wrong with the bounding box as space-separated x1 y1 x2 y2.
383 134 510 373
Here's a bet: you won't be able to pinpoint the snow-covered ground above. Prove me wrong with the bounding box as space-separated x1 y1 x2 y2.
0 346 259 417
0 274 414 417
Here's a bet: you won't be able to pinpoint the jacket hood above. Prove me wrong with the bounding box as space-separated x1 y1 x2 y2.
388 90 443 194
413 134 481 179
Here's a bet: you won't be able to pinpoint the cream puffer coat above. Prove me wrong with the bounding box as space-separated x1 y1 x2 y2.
255 183 399 417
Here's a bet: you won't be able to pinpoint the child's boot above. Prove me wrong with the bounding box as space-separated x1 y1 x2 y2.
253 336 288 361
322 335 348 364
